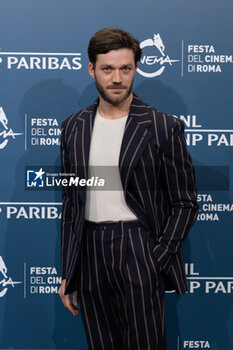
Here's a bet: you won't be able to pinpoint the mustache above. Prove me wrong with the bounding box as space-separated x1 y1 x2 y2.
107 84 127 89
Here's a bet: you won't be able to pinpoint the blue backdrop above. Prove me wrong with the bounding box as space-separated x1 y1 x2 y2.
0 1 233 349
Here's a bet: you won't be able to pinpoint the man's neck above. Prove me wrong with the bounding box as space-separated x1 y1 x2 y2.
98 93 133 119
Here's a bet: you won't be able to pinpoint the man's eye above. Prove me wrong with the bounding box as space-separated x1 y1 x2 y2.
103 67 111 72
123 67 131 72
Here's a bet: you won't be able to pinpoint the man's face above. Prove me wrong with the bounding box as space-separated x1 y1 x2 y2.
88 48 137 106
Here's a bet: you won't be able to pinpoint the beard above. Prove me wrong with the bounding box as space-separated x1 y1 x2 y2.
94 76 134 106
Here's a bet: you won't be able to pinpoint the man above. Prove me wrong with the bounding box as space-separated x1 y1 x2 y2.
59 28 199 349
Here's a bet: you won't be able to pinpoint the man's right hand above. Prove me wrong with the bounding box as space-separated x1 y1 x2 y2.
59 279 80 317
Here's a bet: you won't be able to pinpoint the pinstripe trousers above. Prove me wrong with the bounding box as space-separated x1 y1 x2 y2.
77 220 167 350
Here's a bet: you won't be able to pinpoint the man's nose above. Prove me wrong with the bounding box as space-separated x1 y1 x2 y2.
112 69 122 83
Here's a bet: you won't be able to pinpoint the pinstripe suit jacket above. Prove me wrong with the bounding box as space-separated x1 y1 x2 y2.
60 94 199 295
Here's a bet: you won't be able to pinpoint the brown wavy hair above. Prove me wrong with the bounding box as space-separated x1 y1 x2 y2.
88 28 142 66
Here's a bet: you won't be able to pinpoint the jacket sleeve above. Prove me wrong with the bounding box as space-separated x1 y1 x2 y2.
60 119 74 279
152 118 199 273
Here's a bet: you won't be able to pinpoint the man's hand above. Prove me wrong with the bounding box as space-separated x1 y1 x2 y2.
59 279 80 316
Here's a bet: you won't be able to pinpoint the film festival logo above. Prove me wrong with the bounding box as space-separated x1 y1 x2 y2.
0 107 23 149
137 33 179 78
0 256 22 297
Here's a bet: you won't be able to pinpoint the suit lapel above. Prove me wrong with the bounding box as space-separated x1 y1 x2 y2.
119 94 153 192
75 100 98 179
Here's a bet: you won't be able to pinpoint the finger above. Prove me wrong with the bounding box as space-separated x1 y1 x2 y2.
72 291 78 306
58 283 80 316
63 295 80 316
66 302 80 317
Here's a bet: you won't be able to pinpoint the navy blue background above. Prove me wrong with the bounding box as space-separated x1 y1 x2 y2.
0 1 232 349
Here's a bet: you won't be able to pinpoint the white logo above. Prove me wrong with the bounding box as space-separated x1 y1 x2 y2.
184 340 210 348
0 107 23 149
27 168 45 187
0 256 22 297
137 34 179 78
0 51 82 70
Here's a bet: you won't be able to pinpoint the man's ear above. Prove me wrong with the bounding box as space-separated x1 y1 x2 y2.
88 62 95 79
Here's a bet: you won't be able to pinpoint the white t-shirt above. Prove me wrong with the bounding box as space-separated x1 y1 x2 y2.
84 109 137 222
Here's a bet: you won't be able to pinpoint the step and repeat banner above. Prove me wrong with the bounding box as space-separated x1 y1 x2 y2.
0 1 232 349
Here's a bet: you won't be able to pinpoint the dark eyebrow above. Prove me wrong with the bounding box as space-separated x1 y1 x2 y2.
100 64 113 69
99 64 134 69
122 64 134 68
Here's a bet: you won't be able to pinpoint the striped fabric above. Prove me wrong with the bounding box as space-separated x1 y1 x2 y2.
77 220 167 350
60 94 199 296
